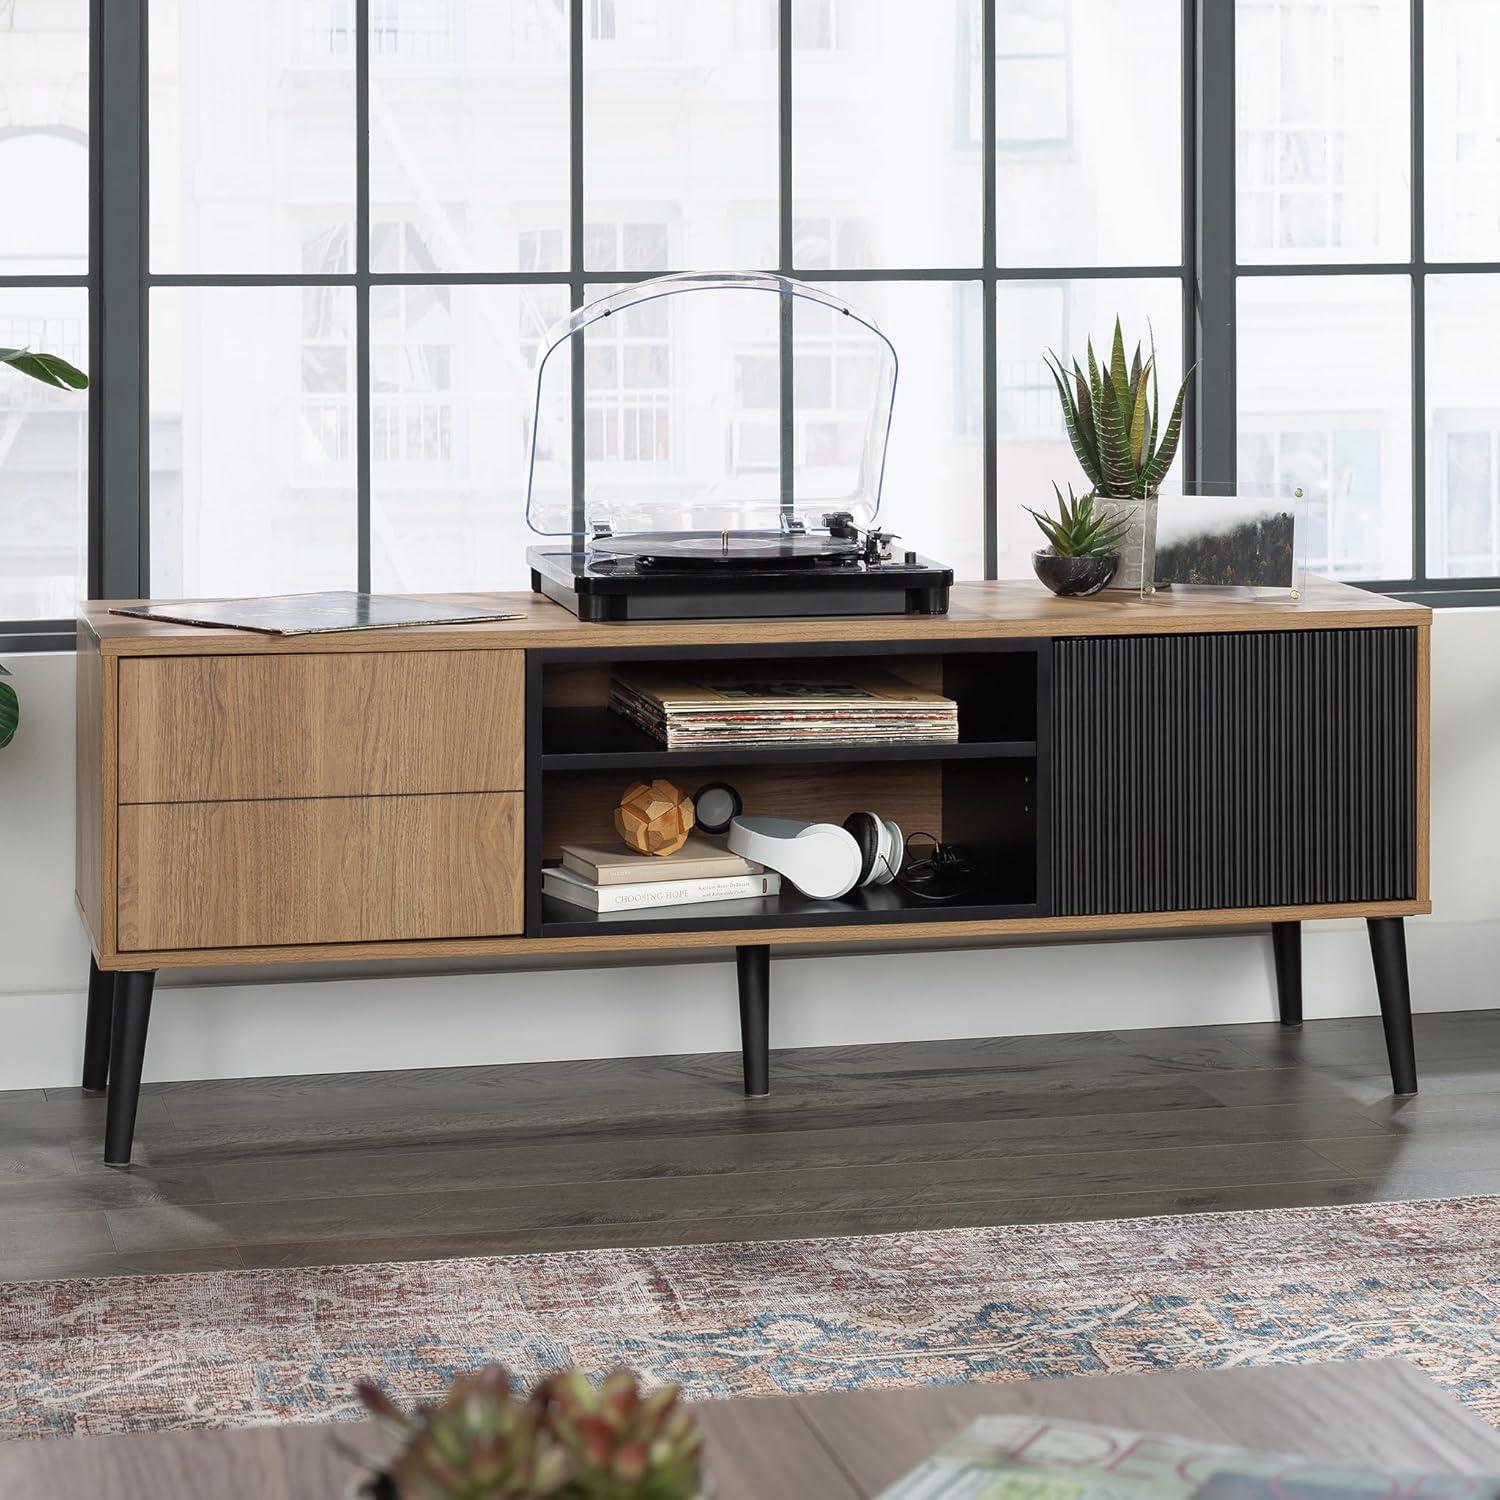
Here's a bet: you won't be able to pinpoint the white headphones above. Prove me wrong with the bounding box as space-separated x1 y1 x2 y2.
727 813 904 900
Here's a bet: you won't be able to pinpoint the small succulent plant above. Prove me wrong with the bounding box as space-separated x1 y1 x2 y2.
1026 483 1135 559
357 1366 704 1500
358 1367 571 1500
531 1369 703 1500
1044 317 1192 499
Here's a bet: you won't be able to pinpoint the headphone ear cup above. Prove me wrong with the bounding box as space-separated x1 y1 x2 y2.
871 816 903 885
841 812 881 888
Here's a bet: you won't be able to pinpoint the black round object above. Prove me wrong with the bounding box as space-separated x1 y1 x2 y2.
693 781 743 835
1032 549 1119 598
842 811 880 886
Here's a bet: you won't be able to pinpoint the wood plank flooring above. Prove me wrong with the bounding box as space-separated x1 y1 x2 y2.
2 1010 1498 1282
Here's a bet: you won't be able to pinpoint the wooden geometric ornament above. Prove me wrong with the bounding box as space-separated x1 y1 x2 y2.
614 777 696 857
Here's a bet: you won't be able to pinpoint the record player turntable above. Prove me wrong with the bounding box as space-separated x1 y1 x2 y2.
523 273 953 622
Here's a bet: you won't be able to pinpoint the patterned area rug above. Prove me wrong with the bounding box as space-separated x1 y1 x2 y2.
3 1196 1498 1440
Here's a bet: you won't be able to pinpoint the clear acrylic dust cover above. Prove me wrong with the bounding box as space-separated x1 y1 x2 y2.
524 272 898 542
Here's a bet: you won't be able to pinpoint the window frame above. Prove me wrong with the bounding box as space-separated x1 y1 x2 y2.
19 0 1492 647
0 3 95 652
1211 0 1500 605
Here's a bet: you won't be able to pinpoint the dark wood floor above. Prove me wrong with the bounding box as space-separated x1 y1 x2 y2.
3 1009 1500 1283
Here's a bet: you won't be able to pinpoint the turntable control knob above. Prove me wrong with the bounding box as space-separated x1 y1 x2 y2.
904 550 918 565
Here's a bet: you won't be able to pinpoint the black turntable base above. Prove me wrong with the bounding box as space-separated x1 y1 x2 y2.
529 532 953 622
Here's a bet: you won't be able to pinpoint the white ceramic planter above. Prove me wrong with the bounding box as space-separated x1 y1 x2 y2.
1096 496 1157 593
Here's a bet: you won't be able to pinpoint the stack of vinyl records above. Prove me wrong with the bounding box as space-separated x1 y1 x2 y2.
544 838 781 913
609 668 959 749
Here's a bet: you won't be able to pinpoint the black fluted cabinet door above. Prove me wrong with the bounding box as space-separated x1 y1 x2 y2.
1051 627 1417 916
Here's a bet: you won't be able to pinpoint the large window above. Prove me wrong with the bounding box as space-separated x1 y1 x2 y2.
0 0 90 633
132 0 1181 600
6 1 1500 641
1234 0 1500 587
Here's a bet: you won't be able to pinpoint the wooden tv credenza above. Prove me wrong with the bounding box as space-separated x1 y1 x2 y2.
75 579 1431 1165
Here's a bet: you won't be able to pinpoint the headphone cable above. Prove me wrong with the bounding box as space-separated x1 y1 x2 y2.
878 830 981 904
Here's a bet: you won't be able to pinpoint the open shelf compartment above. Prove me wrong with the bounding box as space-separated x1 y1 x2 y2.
525 639 1051 938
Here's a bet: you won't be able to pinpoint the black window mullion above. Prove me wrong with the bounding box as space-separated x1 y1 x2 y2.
0 275 90 289
1410 0 1427 587
1194 0 1236 490
570 0 586 536
1180 0 1198 489
0 623 75 653
86 0 104 601
778 0 794 519
356 0 372 592
981 0 997 579
584 265 1185 284
96 0 148 601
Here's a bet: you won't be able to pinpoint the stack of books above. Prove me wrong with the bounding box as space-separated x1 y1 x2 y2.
609 668 959 749
543 838 781 913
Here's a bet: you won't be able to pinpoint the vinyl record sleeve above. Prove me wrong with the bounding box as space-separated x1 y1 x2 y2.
609 667 960 748
110 592 526 636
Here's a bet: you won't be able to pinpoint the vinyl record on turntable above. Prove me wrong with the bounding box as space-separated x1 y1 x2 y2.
591 532 858 573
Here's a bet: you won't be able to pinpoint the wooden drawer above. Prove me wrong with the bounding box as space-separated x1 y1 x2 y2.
117 792 523 951
118 650 524 804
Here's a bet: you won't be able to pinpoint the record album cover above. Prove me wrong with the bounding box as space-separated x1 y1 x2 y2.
110 592 526 636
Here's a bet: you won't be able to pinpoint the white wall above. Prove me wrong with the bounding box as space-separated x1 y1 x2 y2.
2 610 1497 1091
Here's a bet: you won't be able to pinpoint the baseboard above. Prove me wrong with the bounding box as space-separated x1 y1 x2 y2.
1 916 1491 1092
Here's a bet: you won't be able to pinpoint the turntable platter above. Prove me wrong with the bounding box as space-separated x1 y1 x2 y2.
590 531 858 573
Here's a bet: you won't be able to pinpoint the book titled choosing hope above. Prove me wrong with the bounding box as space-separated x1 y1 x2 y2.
542 866 781 913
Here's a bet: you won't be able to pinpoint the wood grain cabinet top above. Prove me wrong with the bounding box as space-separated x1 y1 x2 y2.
81 581 1431 657
118 649 524 803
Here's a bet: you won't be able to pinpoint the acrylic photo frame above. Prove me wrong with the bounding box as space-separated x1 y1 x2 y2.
1110 484 1307 600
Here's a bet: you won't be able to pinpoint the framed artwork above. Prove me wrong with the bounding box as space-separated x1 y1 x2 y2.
1151 493 1302 595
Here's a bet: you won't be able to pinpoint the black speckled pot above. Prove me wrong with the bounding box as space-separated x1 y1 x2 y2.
1032 549 1119 597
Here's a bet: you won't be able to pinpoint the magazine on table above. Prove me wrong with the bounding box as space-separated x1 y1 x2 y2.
874 1414 1500 1498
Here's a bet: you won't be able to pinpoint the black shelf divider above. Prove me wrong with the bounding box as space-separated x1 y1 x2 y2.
539 885 1039 938
540 707 1035 770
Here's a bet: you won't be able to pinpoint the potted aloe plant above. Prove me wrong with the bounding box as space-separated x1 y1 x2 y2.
355 1364 706 1500
1026 483 1135 596
1043 318 1192 590
0 345 89 749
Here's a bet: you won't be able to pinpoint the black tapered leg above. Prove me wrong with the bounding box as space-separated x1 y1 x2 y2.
1367 918 1417 1096
82 958 115 1092
104 970 156 1166
1271 921 1303 1028
736 944 770 1097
